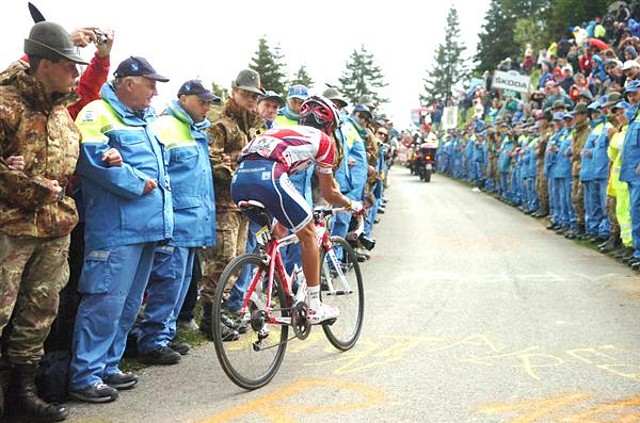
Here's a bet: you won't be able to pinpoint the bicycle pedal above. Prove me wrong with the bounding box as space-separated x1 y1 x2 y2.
322 318 337 326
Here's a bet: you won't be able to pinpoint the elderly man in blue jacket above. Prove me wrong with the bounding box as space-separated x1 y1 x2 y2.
69 57 173 403
135 80 219 365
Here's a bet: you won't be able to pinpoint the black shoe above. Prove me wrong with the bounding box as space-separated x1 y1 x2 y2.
219 323 240 342
565 231 577 240
221 312 248 334
103 371 138 390
599 238 622 253
377 208 385 214
524 209 534 215
632 261 640 271
622 255 637 264
374 218 381 224
546 223 558 230
138 346 181 365
169 342 190 355
613 247 634 260
13 364 69 421
69 382 118 403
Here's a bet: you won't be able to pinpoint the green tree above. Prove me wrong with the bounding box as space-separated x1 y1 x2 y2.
338 45 388 105
289 65 314 88
210 80 228 102
249 37 287 95
421 6 468 105
544 0 609 45
475 0 519 72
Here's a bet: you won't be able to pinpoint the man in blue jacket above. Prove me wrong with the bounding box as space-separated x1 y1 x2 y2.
620 80 640 270
69 57 172 403
135 80 219 365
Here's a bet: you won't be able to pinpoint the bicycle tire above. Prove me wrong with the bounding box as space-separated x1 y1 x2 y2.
319 236 365 350
212 254 289 390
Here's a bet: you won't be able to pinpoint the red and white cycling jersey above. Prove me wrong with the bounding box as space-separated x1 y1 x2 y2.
239 126 335 175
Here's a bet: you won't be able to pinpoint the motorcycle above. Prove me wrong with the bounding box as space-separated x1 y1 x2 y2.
416 143 437 182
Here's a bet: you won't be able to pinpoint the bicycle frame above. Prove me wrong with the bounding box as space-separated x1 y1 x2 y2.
237 209 354 327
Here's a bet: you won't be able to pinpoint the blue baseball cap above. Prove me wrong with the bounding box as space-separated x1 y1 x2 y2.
353 103 371 115
552 112 565 121
625 79 640 93
114 56 169 82
587 100 602 111
612 100 632 110
287 84 309 100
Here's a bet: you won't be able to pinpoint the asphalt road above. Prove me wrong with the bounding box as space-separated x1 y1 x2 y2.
62 166 640 423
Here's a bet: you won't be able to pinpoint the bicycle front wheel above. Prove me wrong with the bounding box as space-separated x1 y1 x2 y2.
319 236 365 350
212 254 289 390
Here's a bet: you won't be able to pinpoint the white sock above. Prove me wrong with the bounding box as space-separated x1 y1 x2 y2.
308 285 320 310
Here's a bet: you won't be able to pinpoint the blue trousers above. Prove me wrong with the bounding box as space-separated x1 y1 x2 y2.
364 197 380 237
628 180 640 259
70 243 156 389
558 177 575 228
549 178 560 224
136 245 196 354
500 172 509 199
331 211 351 261
583 181 594 235
586 179 607 236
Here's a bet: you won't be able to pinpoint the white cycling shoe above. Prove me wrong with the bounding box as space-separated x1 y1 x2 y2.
307 302 340 325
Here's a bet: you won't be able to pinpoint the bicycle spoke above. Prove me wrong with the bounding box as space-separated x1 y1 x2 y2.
212 254 289 390
320 237 365 351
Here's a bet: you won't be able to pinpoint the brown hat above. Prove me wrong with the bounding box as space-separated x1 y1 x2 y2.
24 21 89 65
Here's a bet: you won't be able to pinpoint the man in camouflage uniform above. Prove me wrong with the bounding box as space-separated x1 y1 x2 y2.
533 111 552 218
0 21 90 422
566 103 590 239
199 69 265 340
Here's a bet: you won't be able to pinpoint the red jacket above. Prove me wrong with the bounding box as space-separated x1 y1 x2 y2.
67 52 110 119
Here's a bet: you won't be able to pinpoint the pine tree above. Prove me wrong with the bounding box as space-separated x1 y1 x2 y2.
338 45 388 105
475 0 519 72
289 65 314 88
421 6 468 105
210 81 228 102
248 37 287 95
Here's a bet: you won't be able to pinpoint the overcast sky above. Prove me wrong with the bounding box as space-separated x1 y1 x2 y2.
1 0 490 128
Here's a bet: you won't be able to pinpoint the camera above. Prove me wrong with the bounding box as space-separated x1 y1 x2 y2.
93 30 108 46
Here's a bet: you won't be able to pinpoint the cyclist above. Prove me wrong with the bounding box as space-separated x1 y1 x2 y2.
230 95 363 324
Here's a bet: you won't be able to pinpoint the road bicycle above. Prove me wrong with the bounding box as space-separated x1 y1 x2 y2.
211 201 365 390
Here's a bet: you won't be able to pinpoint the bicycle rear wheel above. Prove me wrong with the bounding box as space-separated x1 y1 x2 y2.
212 254 289 390
319 237 364 350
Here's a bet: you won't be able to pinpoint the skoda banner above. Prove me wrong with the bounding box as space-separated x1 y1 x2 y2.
491 70 531 93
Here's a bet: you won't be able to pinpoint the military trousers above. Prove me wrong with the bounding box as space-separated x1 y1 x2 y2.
572 176 585 227
0 233 70 365
199 210 248 305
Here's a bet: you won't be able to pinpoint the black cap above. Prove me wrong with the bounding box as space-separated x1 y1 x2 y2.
178 80 221 103
113 56 169 82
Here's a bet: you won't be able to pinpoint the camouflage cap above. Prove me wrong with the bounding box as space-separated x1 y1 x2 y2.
603 91 623 108
231 69 265 95
322 87 348 108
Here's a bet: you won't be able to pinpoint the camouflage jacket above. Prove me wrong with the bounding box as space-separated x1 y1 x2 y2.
206 98 264 210
0 61 80 238
571 119 590 176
